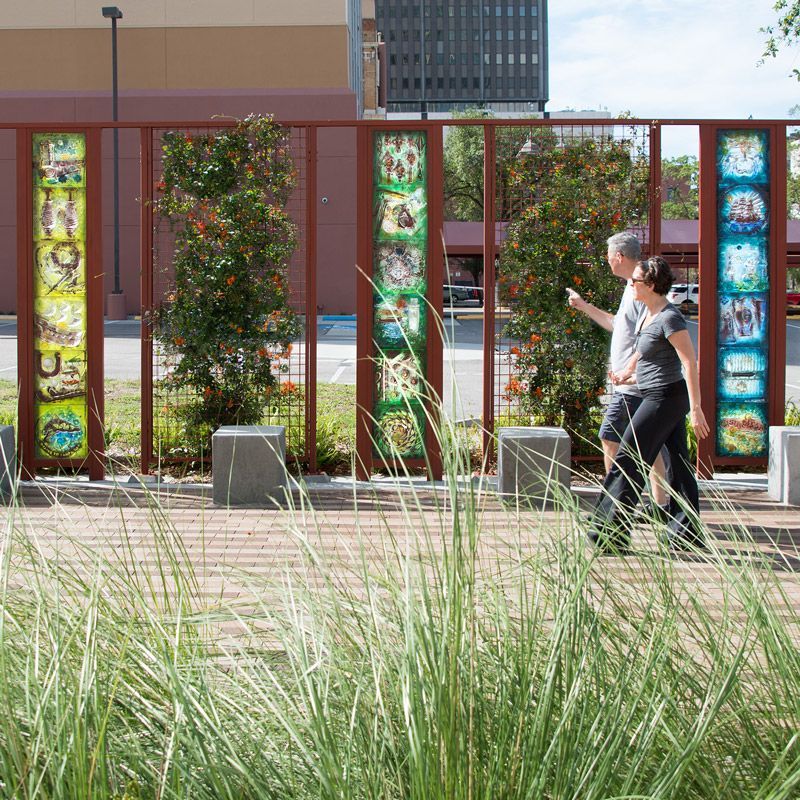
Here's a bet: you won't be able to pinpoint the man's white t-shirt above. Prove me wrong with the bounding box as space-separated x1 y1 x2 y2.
609 284 644 397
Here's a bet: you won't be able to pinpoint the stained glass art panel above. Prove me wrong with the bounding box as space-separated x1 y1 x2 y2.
374 403 425 459
32 132 88 462
371 130 429 461
35 403 88 460
376 351 425 403
716 402 768 457
717 238 768 293
716 130 768 184
374 242 427 294
714 128 770 459
717 348 767 401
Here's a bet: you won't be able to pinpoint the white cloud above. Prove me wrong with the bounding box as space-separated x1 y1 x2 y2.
548 0 800 123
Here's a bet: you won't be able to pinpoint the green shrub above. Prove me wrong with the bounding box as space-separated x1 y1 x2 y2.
499 127 649 439
152 115 301 437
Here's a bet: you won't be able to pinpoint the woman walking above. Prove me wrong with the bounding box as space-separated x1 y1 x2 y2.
588 256 710 554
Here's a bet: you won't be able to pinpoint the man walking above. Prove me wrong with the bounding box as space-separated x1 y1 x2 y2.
567 231 668 517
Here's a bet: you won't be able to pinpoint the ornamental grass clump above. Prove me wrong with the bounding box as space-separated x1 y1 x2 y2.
153 115 301 435
500 128 649 440
1 429 800 797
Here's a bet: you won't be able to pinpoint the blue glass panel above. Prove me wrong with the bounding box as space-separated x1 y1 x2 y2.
717 236 768 293
716 130 769 185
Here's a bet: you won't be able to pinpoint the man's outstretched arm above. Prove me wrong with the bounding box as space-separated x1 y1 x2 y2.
566 288 614 332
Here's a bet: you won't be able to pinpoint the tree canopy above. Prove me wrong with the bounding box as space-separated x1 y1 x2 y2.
762 1 800 79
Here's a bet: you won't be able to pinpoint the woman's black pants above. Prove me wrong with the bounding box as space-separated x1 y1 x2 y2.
589 379 701 548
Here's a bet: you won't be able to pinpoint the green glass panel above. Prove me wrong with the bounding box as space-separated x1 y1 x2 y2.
373 402 425 459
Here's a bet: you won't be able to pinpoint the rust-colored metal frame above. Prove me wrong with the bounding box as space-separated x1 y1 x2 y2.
697 122 787 474
140 126 154 474
16 126 104 480
355 123 444 480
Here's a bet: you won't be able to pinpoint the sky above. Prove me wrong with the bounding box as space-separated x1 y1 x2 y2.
548 0 800 155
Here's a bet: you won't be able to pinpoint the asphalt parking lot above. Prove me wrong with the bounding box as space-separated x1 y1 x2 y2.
1 312 799 418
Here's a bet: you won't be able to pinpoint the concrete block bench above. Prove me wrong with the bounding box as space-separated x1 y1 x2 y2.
497 426 571 505
0 425 15 501
768 426 800 506
212 425 288 507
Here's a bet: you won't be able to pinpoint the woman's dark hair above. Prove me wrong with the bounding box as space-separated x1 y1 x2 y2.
638 256 674 296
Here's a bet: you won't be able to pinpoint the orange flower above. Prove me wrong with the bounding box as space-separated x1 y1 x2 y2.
512 242 519 249
534 387 543 398
236 326 243 334
564 359 574 369
572 275 583 286
173 336 185 346
257 347 268 357
565 328 573 335
226 275 236 285
530 333 541 344
510 346 520 356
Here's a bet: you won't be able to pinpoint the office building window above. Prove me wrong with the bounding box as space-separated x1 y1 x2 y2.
496 29 502 39
507 5 513 16
496 53 502 64
508 29 514 39
531 4 538 14
508 53 514 64
519 52 526 64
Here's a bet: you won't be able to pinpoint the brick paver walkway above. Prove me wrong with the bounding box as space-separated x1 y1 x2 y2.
9 484 799 621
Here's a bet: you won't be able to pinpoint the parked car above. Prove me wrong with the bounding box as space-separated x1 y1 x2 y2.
443 284 483 306
787 291 800 306
667 283 699 314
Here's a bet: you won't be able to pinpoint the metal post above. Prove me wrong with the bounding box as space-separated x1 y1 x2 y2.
112 15 120 295
102 6 125 319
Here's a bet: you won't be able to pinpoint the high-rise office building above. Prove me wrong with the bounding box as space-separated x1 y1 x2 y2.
376 1 548 114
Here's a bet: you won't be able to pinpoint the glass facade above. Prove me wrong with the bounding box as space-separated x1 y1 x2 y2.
377 1 548 112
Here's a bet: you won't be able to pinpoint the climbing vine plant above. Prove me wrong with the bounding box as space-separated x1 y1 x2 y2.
499 128 649 439
153 115 300 435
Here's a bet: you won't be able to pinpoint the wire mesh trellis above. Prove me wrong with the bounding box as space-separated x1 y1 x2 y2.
147 123 310 470
490 122 652 457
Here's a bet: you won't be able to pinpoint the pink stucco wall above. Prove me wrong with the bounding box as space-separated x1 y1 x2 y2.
0 89 359 315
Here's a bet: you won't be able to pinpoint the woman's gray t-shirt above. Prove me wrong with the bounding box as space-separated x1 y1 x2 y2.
635 303 686 390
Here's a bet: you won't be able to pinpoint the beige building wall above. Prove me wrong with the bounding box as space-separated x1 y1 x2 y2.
0 0 350 28
0 0 355 92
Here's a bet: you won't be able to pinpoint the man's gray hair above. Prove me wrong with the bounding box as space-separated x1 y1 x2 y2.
607 232 641 261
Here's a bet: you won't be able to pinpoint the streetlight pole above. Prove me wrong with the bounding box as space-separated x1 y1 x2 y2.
102 7 124 318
